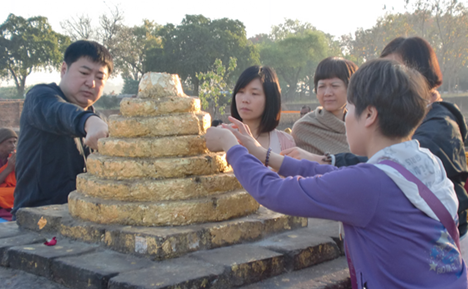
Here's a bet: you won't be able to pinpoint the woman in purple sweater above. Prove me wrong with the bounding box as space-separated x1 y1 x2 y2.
205 59 467 288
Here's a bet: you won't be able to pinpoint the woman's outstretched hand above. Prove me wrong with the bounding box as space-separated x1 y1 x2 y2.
205 126 239 152
281 147 329 164
222 116 263 153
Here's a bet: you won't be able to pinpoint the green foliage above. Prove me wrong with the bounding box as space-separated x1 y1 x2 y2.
196 57 237 117
93 94 121 110
146 15 258 96
0 86 22 99
0 14 70 97
121 78 139 94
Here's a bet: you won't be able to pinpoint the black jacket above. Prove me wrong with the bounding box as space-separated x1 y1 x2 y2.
12 83 97 215
335 101 468 236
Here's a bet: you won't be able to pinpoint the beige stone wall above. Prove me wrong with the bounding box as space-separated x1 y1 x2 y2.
0 100 23 129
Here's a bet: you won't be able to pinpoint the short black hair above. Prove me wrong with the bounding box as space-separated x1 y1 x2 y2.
347 59 429 139
64 40 114 75
380 37 442 90
314 57 358 93
230 66 281 134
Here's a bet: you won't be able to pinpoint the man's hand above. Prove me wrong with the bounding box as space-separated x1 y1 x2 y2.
5 152 16 172
205 126 239 152
84 116 109 150
281 147 328 164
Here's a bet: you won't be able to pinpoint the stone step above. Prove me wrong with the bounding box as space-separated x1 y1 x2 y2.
77 173 242 202
15 205 307 260
68 190 260 226
98 134 208 158
120 96 200 117
137 72 185 98
1 218 346 289
86 153 230 179
108 112 210 138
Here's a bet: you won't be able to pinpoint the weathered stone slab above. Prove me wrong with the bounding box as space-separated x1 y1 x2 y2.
108 112 210 138
16 205 70 232
120 97 200 117
190 244 284 287
108 257 228 289
77 173 242 202
7 240 98 277
51 251 154 289
0 232 44 266
208 207 307 248
308 218 344 255
137 72 185 98
104 225 209 260
68 190 259 226
256 228 340 271
97 135 208 158
0 221 24 239
86 153 230 179
59 217 107 243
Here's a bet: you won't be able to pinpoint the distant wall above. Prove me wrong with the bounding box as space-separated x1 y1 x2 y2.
0 100 23 130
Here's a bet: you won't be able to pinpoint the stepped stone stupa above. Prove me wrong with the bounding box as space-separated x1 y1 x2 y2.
68 72 260 226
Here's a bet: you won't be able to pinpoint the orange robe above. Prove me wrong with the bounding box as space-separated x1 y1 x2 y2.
0 157 16 209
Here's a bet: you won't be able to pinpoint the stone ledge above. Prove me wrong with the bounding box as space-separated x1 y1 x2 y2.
68 190 260 226
77 173 242 202
86 153 230 179
97 135 208 158
0 231 45 266
120 97 201 117
108 112 210 138
51 251 154 289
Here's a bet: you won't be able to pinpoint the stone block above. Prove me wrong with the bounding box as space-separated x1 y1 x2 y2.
104 225 210 260
108 257 228 289
7 239 98 277
308 218 344 254
120 97 200 117
0 221 24 239
190 244 285 287
16 205 70 232
77 173 242 202
137 72 185 98
0 232 44 266
59 217 107 243
256 228 341 271
68 190 259 227
108 112 210 138
86 153 230 179
51 251 154 289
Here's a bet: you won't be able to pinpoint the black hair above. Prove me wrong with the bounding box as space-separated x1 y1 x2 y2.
211 119 223 127
314 57 358 93
230 66 281 134
380 37 442 90
64 40 114 75
347 59 429 139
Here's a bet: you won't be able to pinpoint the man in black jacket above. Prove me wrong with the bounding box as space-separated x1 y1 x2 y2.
12 40 113 216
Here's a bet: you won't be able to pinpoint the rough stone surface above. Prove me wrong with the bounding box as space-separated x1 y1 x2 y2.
190 244 284 287
240 257 351 289
0 266 68 289
59 218 107 243
256 228 341 270
7 239 98 277
77 173 242 202
0 232 45 266
0 222 25 239
51 251 154 289
16 205 70 233
108 257 228 289
137 72 185 98
86 153 230 179
120 96 200 117
68 190 260 226
308 218 344 255
108 112 210 138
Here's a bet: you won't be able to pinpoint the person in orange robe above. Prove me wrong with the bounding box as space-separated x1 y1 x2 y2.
0 128 18 210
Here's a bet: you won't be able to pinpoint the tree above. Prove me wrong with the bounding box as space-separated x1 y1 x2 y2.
196 57 237 118
60 14 95 41
146 15 258 96
0 14 70 97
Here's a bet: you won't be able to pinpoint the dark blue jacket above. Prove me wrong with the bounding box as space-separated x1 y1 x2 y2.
335 101 468 236
12 83 97 215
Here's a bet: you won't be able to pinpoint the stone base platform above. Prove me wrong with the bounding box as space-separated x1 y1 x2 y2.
15 205 307 260
0 217 350 289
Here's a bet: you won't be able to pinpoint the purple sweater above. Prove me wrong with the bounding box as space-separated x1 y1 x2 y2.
227 145 467 289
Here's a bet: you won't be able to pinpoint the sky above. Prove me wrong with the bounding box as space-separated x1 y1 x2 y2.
1 0 408 92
